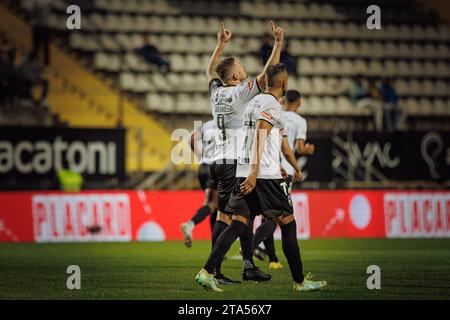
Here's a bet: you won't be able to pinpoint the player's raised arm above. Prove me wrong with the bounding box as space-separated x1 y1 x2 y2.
256 21 284 90
282 136 302 182
206 22 232 82
240 120 273 195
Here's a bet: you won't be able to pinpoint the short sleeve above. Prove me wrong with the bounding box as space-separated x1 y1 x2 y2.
209 78 223 95
296 117 307 141
279 118 288 137
234 78 261 104
258 104 282 128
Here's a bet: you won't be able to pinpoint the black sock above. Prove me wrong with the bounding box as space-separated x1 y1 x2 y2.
264 234 279 263
240 217 255 270
191 205 211 225
281 220 304 283
204 220 246 274
253 218 276 251
209 209 217 231
210 220 228 275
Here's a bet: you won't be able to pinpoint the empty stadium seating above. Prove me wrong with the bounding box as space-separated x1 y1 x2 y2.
3 0 449 135
38 0 449 124
0 3 172 172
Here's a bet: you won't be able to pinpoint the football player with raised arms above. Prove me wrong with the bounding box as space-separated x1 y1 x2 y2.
196 21 285 286
196 63 327 292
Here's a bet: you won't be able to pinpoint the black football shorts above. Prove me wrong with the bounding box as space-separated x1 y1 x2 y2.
198 163 217 190
227 177 293 219
210 160 237 214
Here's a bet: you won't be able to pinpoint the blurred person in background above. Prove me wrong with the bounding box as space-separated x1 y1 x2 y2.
0 45 18 106
367 78 384 131
259 33 273 66
18 52 49 107
180 120 218 248
347 75 370 105
136 35 170 72
22 0 54 66
348 75 384 131
57 159 83 192
280 40 297 76
380 77 400 132
260 36 297 75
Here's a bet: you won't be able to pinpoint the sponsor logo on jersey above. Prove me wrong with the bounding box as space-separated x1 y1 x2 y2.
261 111 273 120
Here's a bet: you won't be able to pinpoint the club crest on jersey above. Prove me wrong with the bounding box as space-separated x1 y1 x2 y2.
261 111 273 120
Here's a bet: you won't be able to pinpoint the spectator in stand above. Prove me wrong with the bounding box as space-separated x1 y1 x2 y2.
260 35 297 75
380 77 400 132
367 78 384 131
280 40 298 75
18 51 49 106
136 35 170 72
347 75 370 105
0 46 16 106
23 0 54 66
347 75 387 131
259 33 273 65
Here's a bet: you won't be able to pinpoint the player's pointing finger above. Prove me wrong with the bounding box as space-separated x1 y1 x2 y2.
270 20 275 33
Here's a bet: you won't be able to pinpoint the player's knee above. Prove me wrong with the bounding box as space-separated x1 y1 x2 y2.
204 189 216 206
275 214 295 226
232 214 249 225
217 211 232 225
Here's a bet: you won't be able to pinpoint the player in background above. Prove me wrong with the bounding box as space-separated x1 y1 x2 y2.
180 120 218 248
199 21 284 285
252 90 315 269
195 63 327 292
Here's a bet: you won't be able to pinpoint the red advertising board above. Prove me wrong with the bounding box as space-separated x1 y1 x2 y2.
0 190 448 242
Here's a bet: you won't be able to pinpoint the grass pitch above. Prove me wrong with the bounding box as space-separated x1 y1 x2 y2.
0 239 449 300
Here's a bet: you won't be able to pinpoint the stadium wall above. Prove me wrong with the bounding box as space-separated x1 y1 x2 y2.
0 190 448 242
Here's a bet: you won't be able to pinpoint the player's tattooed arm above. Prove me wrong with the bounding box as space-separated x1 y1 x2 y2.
256 21 284 90
206 22 232 82
295 139 315 155
282 137 302 182
240 120 272 195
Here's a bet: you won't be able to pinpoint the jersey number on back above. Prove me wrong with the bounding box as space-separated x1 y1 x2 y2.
217 114 226 141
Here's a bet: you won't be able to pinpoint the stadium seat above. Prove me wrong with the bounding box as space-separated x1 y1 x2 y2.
314 59 328 75
241 55 260 75
433 99 447 116
311 77 327 95
329 41 345 57
297 77 312 95
119 72 136 91
99 33 120 51
435 81 448 97
327 59 341 75
354 59 368 75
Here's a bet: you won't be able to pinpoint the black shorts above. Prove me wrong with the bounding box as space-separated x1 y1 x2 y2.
227 178 293 219
198 163 217 190
210 160 237 213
